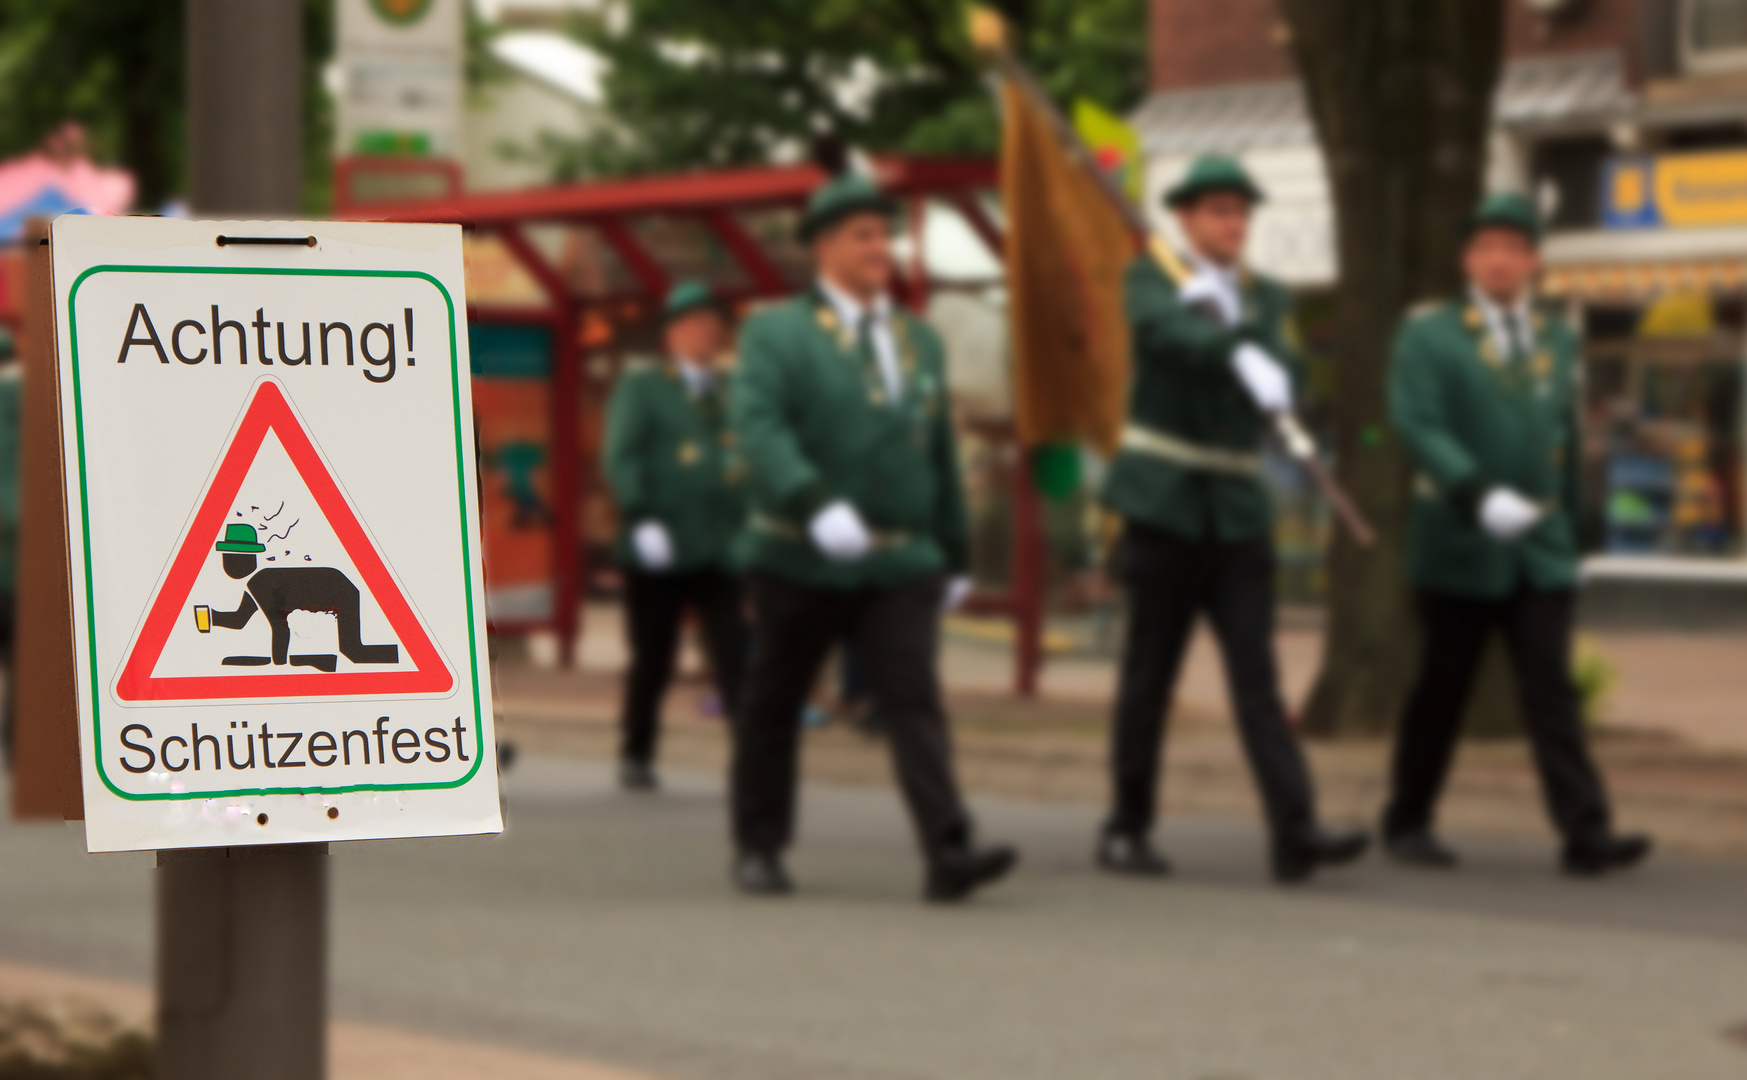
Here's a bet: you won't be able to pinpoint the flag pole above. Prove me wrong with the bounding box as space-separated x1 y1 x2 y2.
969 6 1376 548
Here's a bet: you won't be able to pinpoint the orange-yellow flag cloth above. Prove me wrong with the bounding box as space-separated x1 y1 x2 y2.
999 81 1137 455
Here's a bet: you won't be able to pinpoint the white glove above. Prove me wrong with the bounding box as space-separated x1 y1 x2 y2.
1479 488 1543 542
1231 343 1294 413
632 521 674 570
1178 272 1239 327
942 576 974 613
808 501 872 563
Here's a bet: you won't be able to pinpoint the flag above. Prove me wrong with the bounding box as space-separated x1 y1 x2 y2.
1000 83 1137 456
1073 99 1144 203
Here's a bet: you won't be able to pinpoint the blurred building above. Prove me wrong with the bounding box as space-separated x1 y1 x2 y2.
464 4 609 192
1136 0 1747 619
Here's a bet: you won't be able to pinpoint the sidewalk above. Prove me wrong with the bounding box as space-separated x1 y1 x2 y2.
499 603 1747 857
0 961 657 1080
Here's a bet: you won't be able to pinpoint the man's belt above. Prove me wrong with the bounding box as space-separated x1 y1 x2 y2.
1119 424 1264 476
751 512 914 550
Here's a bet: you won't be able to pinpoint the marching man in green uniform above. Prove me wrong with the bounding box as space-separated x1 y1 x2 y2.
1383 194 1651 875
728 174 1017 901
603 280 749 792
1100 155 1369 883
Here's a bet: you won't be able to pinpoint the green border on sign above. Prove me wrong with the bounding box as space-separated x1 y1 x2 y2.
66 265 485 801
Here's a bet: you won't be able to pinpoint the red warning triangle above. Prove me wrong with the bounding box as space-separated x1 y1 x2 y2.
115 379 454 702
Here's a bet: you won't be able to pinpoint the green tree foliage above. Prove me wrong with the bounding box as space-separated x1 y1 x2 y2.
0 0 489 214
564 0 1147 178
0 0 184 208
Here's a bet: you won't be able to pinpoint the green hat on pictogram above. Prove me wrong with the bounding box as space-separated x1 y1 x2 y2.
215 523 266 554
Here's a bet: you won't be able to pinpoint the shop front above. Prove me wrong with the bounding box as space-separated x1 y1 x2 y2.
1545 148 1747 623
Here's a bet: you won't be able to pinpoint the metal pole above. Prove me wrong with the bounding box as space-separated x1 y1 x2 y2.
186 0 304 217
157 846 327 1079
164 4 323 1078
553 299 583 668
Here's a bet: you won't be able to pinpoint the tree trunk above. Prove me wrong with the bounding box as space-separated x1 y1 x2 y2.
1275 1 1507 737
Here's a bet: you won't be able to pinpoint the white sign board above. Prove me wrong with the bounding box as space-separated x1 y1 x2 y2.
337 0 464 159
50 216 500 852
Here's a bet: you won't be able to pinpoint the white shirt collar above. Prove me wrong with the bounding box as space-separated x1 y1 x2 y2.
1184 247 1240 288
1181 247 1244 328
817 278 902 404
1470 287 1534 359
674 357 712 396
818 277 890 328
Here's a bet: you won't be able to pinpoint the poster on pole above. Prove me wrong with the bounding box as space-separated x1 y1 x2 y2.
336 0 464 160
49 215 500 852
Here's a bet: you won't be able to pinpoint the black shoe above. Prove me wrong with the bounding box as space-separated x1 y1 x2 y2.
618 759 659 792
1385 830 1459 869
733 851 794 896
1562 833 1652 877
1272 826 1370 884
925 844 1019 903
1096 832 1172 877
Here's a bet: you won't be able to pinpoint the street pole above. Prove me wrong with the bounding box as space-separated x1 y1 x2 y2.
164 3 322 1078
186 0 304 217
157 846 327 1078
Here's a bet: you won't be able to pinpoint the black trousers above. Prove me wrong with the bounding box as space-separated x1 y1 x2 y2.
1108 525 1315 841
1384 588 1611 844
620 568 748 766
732 573 971 861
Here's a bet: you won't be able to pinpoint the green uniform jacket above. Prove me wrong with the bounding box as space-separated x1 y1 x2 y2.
1099 256 1300 543
603 362 744 573
1388 298 1583 598
731 292 968 590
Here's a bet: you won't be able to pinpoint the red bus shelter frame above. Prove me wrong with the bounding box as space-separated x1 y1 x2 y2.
339 156 1045 695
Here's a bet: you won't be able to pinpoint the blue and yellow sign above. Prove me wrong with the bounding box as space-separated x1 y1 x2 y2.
1605 152 1747 230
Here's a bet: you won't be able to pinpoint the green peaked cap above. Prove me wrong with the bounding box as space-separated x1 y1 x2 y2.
663 279 717 322
798 173 896 243
1466 192 1543 245
1164 154 1264 209
215 522 266 554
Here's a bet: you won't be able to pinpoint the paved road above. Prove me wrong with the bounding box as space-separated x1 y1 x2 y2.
3 758 1746 1080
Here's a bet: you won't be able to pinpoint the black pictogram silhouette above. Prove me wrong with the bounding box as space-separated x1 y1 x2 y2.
198 523 399 672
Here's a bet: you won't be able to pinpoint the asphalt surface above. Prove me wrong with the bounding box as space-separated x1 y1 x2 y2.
3 756 1746 1080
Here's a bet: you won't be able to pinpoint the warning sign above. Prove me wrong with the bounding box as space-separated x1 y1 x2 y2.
114 378 452 702
50 216 500 852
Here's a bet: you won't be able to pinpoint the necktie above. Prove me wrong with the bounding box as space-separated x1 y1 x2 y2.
1508 311 1531 365
858 312 893 405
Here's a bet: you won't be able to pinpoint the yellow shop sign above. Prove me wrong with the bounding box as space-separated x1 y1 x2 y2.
1606 152 1747 229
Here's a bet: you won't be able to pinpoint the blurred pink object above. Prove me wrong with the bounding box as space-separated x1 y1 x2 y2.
0 123 134 225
